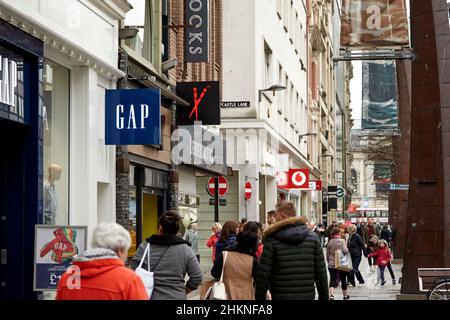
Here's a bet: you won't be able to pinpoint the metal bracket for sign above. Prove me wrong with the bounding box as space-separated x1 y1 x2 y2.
333 47 415 63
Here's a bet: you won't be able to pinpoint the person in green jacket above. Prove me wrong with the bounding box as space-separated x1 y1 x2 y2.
255 201 329 300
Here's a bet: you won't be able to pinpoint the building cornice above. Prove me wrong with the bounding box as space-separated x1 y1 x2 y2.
0 3 125 81
88 0 132 20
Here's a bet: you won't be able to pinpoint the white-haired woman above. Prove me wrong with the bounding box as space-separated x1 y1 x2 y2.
56 223 148 300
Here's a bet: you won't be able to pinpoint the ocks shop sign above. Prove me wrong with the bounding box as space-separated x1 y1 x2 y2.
185 0 208 62
105 88 161 145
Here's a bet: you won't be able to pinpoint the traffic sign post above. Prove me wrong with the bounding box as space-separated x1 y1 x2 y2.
336 187 345 198
206 175 229 223
207 175 229 197
244 181 252 200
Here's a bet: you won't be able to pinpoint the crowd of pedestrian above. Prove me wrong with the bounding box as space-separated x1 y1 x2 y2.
55 202 397 300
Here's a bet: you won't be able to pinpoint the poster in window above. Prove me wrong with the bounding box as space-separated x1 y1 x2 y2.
34 225 87 291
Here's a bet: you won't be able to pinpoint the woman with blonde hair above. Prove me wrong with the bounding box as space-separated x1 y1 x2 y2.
206 222 222 263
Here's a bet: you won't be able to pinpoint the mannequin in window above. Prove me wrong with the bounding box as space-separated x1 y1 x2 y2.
44 164 62 225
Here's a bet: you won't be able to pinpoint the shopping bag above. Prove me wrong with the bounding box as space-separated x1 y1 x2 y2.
200 280 216 300
335 249 353 272
135 243 153 299
205 251 228 300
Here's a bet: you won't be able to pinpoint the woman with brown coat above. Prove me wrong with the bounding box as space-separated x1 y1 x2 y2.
211 231 258 300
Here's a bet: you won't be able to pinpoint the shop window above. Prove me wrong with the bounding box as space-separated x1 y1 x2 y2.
42 61 70 225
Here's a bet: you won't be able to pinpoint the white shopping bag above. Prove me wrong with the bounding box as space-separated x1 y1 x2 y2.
135 243 153 299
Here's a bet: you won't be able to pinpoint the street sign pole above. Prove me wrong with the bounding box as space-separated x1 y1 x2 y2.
214 175 219 222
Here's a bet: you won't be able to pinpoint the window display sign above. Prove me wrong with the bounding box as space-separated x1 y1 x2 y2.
34 225 87 291
105 88 161 145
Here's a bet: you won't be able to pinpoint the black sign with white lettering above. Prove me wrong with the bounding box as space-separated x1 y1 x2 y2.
220 101 251 108
184 0 208 62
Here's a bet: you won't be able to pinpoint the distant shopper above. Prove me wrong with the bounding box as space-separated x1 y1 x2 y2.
367 235 379 272
56 222 148 300
266 210 276 225
355 218 368 247
317 223 326 247
206 222 222 263
214 221 239 263
243 221 264 260
255 201 328 300
211 231 259 300
130 211 202 300
347 224 367 287
380 224 392 246
184 223 200 262
326 227 350 300
367 217 380 240
368 239 392 286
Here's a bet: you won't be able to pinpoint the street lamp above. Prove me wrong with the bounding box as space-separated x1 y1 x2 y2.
299 132 317 143
258 84 287 102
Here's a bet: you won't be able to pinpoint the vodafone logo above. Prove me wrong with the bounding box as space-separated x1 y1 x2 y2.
277 169 310 189
291 171 307 187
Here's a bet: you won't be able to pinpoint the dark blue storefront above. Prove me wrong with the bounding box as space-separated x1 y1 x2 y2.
0 19 43 299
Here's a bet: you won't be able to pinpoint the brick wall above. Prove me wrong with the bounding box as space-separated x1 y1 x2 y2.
168 0 222 86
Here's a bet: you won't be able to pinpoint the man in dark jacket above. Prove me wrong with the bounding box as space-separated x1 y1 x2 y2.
347 224 367 287
255 201 329 300
380 224 392 245
355 218 369 247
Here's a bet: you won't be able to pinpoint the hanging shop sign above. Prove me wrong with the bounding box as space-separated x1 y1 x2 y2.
362 61 399 131
105 88 161 145
34 225 87 291
340 0 409 48
0 45 26 124
277 169 310 189
300 180 322 191
176 81 220 125
184 0 208 62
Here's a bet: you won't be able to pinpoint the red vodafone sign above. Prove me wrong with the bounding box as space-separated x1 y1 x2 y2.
277 169 310 189
207 175 229 197
244 181 252 200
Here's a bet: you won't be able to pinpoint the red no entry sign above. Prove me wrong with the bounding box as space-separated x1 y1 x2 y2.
244 181 252 200
207 175 229 197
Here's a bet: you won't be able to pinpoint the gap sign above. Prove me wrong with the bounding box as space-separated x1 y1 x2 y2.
105 88 161 145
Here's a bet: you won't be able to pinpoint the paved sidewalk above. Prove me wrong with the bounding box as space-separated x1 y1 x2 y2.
327 252 402 300
188 250 402 300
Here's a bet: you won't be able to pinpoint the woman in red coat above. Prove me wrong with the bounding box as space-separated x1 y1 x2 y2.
206 222 222 263
367 239 392 286
56 223 148 300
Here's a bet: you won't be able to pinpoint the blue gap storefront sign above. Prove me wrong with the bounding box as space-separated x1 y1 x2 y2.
105 88 161 145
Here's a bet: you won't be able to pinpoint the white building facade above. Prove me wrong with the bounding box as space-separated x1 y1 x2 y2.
221 0 311 221
0 0 129 298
